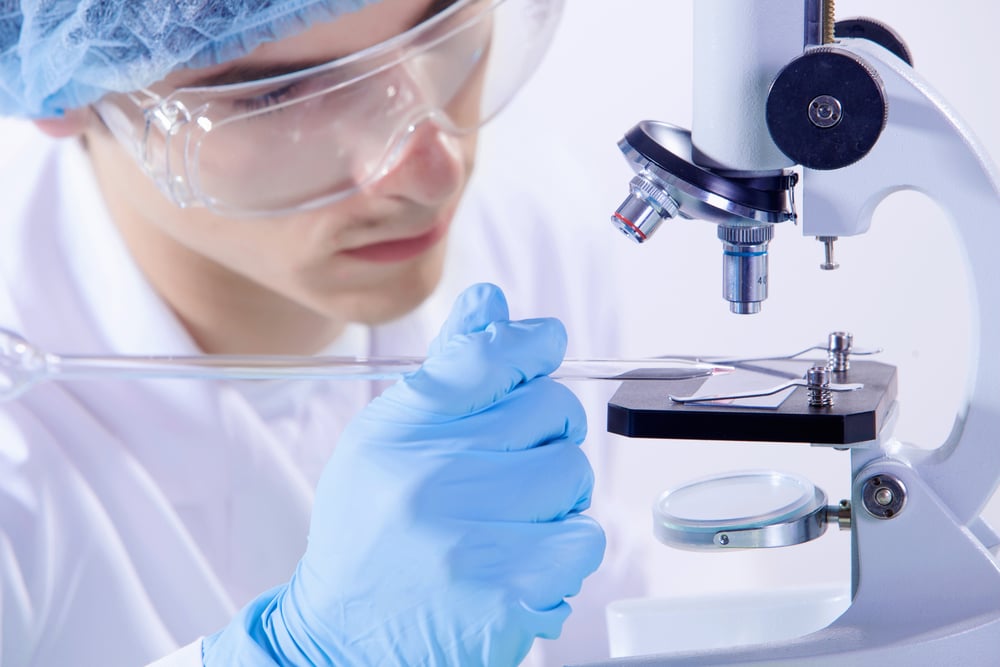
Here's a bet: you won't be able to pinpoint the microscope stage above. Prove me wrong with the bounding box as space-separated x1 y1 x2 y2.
607 360 897 445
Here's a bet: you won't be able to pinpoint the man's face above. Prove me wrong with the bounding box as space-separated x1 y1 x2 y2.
85 0 478 331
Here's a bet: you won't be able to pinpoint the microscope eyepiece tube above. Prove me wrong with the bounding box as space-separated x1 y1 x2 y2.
692 0 804 171
719 224 773 314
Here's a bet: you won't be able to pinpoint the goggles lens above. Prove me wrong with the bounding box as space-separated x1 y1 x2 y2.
94 0 563 216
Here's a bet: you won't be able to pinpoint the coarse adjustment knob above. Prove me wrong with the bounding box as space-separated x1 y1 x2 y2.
766 47 888 170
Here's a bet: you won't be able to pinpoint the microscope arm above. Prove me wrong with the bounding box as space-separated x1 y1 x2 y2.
803 39 1000 529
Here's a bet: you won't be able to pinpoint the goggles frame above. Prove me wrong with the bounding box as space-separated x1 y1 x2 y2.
93 0 563 217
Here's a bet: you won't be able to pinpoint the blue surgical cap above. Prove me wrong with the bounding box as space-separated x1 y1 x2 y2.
0 0 381 118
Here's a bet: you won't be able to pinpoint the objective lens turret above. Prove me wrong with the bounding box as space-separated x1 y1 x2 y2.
611 122 795 314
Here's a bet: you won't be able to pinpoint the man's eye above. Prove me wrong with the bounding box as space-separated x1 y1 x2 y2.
233 83 299 113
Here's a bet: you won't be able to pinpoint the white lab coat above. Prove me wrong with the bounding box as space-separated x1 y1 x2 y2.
0 128 655 667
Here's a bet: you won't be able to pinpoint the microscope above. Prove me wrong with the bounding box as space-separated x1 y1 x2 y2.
588 1 1000 664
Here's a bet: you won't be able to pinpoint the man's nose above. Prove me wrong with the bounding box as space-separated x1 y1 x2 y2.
368 120 469 206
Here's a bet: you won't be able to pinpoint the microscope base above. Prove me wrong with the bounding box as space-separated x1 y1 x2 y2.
579 449 1000 666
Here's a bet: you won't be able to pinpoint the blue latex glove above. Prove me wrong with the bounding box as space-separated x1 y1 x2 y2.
203 283 606 666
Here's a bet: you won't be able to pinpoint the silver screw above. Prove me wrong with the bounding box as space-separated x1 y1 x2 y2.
718 534 730 545
862 475 906 519
827 331 853 372
818 236 840 270
825 499 852 530
807 365 833 407
875 488 894 506
809 95 843 129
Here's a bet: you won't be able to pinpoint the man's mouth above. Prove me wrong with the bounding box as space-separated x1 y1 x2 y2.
340 219 450 263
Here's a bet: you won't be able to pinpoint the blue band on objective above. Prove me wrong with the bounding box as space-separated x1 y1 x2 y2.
724 251 768 258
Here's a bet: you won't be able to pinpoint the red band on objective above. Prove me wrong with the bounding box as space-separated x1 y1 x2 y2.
614 212 647 241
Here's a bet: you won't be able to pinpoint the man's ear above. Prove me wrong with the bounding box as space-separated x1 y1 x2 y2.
32 108 90 138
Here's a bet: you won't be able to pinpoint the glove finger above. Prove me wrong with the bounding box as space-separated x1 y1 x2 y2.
477 601 570 665
428 283 509 356
450 516 606 612
429 376 587 452
414 440 595 523
389 318 568 417
511 601 572 643
476 377 587 451
347 376 582 461
514 515 606 611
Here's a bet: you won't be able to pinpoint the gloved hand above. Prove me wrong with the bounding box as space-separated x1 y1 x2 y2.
203 283 606 666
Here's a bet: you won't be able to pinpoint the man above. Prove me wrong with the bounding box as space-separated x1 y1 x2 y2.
0 0 634 664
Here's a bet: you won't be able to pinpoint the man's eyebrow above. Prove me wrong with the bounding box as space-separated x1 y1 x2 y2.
184 0 465 89
415 0 463 25
185 60 338 88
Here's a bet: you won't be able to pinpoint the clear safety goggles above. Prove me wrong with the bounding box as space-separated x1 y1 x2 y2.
93 0 563 217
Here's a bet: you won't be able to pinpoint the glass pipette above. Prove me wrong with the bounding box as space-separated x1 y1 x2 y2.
0 329 732 401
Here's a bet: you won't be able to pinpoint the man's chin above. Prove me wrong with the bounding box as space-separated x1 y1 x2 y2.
324 269 445 328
